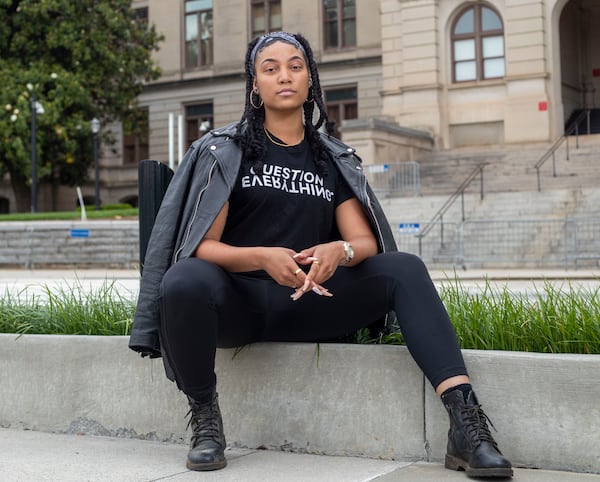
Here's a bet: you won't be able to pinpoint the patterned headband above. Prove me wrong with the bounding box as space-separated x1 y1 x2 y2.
249 32 307 71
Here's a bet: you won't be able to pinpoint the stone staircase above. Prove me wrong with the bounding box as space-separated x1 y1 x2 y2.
375 132 600 269
413 133 600 197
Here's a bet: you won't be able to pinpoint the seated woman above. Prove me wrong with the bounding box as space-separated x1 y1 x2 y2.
129 31 513 479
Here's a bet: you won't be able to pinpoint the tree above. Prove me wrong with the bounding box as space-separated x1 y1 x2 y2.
0 0 162 212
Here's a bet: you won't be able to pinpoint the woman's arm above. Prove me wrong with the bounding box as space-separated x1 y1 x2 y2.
194 202 309 289
334 197 378 266
291 198 378 297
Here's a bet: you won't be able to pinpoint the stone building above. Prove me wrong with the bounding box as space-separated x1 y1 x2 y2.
1 0 598 212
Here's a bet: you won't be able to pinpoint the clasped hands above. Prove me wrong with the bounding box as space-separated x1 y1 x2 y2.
263 242 344 301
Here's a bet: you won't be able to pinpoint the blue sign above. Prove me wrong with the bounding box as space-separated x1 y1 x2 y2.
398 223 420 234
368 164 389 173
70 229 90 238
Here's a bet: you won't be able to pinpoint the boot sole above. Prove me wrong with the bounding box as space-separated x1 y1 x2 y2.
445 454 513 478
186 459 227 471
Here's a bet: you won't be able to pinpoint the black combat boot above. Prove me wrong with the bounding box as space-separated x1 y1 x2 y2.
185 391 227 471
441 388 513 478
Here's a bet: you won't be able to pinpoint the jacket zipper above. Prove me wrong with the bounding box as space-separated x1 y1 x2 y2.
173 158 218 263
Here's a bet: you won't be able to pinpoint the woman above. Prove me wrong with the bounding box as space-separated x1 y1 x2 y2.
129 32 512 478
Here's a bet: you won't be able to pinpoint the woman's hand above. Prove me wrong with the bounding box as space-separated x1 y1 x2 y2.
258 246 330 296
289 242 343 301
260 246 307 289
294 241 343 284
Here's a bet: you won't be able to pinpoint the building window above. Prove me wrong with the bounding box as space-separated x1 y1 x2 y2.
451 4 504 82
251 1 282 38
132 6 148 25
122 108 149 165
323 0 356 50
185 0 213 68
185 103 213 147
325 86 357 138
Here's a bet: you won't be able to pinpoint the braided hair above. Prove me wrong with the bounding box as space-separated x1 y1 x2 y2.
234 32 334 176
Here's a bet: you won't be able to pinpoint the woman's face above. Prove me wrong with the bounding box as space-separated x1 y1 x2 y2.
252 40 310 115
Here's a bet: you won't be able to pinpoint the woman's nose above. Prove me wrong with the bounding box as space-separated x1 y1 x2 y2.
278 69 292 83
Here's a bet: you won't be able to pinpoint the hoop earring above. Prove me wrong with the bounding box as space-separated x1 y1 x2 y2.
250 90 263 109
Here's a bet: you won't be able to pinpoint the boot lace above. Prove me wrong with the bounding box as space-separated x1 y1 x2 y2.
186 399 221 446
462 404 498 449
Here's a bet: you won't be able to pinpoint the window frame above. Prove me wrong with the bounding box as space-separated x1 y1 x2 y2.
324 86 358 139
323 0 357 50
185 102 214 147
184 0 214 69
250 0 282 38
451 3 505 83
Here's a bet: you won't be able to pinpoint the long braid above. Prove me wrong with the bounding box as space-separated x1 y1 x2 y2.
235 32 334 176
235 37 268 173
295 34 332 176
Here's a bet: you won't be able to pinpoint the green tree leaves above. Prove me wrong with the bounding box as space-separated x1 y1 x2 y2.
0 0 162 211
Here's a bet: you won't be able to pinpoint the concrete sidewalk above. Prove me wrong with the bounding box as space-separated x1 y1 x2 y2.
2 428 599 482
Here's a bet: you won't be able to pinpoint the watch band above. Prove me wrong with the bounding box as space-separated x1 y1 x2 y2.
341 241 354 265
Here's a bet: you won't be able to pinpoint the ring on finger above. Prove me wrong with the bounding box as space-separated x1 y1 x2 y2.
313 260 320 265
294 268 302 276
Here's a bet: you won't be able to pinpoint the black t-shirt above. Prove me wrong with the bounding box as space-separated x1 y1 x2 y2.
221 137 354 254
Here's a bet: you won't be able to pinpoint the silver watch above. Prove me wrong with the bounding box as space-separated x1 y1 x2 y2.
341 241 354 265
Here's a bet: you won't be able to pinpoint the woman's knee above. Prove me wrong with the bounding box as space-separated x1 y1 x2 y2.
374 251 430 277
160 257 227 303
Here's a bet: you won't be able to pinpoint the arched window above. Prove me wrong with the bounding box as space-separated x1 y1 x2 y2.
451 4 505 82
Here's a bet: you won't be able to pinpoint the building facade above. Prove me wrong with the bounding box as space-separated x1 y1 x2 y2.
2 0 598 212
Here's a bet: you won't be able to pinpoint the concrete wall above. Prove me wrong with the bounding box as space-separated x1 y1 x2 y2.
341 118 434 165
1 334 598 474
0 221 139 269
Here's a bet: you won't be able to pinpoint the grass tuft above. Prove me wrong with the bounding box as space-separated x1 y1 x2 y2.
0 277 598 354
0 280 134 336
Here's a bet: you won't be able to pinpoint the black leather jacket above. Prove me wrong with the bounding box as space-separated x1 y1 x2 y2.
129 122 397 361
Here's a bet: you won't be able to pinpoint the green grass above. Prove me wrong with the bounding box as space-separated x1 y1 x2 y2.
0 280 134 336
0 206 138 222
374 279 600 354
1 278 599 354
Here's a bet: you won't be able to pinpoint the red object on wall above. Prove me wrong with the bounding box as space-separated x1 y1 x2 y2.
538 101 548 111
593 68 600 77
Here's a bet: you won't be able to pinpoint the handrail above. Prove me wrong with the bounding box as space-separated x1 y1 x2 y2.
535 109 591 191
416 163 486 256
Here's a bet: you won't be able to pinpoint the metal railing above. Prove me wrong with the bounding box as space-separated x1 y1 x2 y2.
534 109 591 191
415 163 487 257
393 217 600 269
364 162 420 197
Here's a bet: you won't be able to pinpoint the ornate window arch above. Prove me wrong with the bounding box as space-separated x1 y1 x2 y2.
451 3 505 82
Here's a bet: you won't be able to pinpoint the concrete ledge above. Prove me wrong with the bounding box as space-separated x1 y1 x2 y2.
0 334 598 474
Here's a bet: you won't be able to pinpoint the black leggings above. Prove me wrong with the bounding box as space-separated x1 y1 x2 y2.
159 252 467 401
